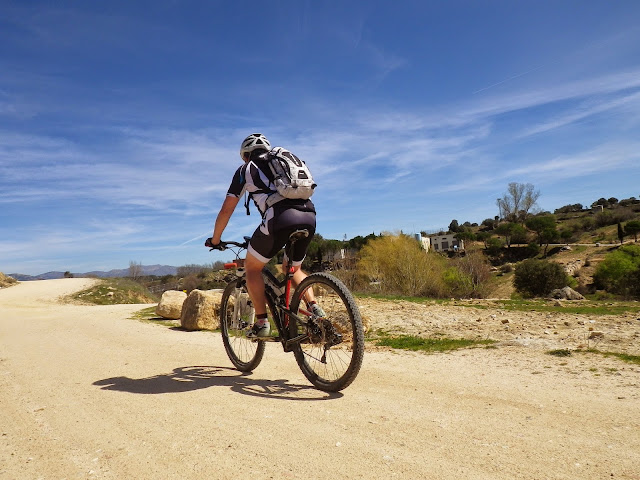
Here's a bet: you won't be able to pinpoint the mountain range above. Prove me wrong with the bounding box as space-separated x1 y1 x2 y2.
9 264 178 281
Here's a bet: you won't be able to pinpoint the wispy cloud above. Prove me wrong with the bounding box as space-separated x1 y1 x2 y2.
518 90 640 138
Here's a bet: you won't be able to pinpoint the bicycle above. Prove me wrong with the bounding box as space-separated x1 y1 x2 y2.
207 230 364 392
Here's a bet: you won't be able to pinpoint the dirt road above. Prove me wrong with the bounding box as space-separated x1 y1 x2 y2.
1 279 639 479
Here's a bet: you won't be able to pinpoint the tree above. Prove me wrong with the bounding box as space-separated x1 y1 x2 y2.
525 215 557 245
618 222 625 244
591 197 610 209
481 218 497 230
539 227 560 255
559 229 574 244
525 215 559 255
448 219 460 233
129 260 143 280
554 203 583 214
496 182 540 222
63 271 74 278
454 231 476 244
475 231 491 248
625 221 640 242
495 222 527 248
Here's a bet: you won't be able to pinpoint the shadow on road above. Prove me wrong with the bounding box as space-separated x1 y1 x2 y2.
93 365 342 401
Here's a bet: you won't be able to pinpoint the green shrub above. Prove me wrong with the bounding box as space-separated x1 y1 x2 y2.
443 267 474 298
513 259 570 297
526 242 541 257
593 245 640 298
485 237 504 256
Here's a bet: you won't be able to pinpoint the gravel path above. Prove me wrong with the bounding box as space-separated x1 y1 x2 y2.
1 279 639 479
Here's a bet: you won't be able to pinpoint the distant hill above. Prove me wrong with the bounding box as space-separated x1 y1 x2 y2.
9 264 178 281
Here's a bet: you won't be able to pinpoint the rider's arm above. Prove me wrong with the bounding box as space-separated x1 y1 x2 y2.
212 195 240 244
212 165 246 244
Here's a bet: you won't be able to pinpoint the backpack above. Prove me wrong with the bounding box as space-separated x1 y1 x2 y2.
263 147 316 207
243 147 317 215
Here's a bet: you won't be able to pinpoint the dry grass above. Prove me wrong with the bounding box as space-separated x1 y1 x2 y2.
0 272 18 288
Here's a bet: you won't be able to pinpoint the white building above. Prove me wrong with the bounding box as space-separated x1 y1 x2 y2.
415 233 464 253
414 234 431 251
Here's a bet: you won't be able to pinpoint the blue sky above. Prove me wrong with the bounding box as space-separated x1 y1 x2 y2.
2 1 640 275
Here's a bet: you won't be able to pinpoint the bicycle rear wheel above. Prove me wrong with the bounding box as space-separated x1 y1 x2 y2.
289 273 364 392
220 280 265 372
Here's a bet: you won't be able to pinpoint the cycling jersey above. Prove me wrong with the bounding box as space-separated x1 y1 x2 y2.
226 160 316 264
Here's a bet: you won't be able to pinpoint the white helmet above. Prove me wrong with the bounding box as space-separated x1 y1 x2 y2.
240 133 270 160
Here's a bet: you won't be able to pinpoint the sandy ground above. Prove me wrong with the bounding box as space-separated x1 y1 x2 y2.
1 278 639 480
358 297 640 356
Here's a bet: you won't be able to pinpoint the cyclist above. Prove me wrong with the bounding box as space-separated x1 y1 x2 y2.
207 133 323 338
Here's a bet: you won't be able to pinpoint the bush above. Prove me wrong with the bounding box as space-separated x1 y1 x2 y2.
330 268 369 293
358 234 447 297
526 242 541 257
453 252 492 297
500 264 513 274
485 237 504 256
593 245 640 298
443 267 474 298
513 259 570 298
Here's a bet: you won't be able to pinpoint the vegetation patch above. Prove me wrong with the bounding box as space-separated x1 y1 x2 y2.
547 349 572 357
0 272 18 288
373 333 494 353
356 293 447 305
129 306 180 327
359 295 640 316
69 278 159 305
577 349 640 366
491 299 640 315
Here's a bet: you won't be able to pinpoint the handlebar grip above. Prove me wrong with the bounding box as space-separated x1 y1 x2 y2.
205 238 249 250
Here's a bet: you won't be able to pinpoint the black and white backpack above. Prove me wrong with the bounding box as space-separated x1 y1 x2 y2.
262 147 316 207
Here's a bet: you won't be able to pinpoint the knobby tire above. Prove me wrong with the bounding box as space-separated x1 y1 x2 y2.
220 279 265 372
289 273 365 392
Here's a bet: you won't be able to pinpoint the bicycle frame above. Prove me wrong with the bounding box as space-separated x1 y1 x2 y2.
260 251 315 352
218 233 316 352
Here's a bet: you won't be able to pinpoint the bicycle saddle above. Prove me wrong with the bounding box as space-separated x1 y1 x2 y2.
289 229 310 241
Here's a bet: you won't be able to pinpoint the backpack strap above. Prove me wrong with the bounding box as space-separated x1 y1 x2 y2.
244 192 252 216
244 190 282 215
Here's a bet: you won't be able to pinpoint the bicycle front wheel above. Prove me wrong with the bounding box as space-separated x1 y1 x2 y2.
289 273 364 392
220 280 264 372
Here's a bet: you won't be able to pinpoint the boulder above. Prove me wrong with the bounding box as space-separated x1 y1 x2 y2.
550 286 585 301
563 260 582 277
180 289 224 331
156 290 187 319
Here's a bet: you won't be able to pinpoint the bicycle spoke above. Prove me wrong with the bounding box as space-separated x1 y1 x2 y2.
290 273 364 392
220 281 265 372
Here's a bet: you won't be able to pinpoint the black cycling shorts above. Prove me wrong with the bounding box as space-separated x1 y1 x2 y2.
247 203 316 266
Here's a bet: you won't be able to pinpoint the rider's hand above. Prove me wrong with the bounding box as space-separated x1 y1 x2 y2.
205 237 221 249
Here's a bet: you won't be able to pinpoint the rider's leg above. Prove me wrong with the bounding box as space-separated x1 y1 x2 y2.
281 262 316 303
281 260 325 316
245 252 268 317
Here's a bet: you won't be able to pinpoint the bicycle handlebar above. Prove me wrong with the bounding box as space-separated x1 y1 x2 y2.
204 237 249 251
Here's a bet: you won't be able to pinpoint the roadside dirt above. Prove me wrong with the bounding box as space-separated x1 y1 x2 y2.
1 279 639 479
358 297 640 356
